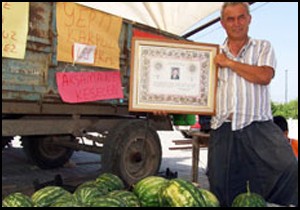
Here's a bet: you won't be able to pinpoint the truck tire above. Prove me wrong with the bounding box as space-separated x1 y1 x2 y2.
22 135 75 169
102 120 162 186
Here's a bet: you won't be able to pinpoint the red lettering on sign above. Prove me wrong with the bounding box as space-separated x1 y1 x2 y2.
63 3 75 27
3 2 12 10
3 43 17 53
2 30 17 41
76 9 88 28
56 71 124 103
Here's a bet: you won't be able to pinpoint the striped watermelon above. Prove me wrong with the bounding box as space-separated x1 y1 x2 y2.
133 176 169 207
95 173 125 192
73 185 107 206
160 178 209 207
50 193 83 207
2 192 33 207
231 181 267 207
108 190 140 207
198 188 220 207
31 186 71 207
75 180 97 190
89 196 126 207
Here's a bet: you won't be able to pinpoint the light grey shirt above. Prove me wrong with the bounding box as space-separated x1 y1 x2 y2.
211 38 277 131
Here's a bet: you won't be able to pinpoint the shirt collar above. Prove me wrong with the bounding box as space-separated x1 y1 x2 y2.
221 37 255 58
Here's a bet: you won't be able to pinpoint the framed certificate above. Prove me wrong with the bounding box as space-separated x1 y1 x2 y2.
129 37 219 115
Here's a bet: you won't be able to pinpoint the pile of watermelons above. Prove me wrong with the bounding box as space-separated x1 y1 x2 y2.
2 173 267 207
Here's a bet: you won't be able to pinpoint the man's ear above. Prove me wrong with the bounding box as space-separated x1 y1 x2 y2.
220 19 225 29
284 131 289 138
248 14 252 25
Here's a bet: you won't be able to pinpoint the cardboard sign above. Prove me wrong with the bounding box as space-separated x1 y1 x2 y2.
56 71 124 103
56 2 122 70
2 2 29 59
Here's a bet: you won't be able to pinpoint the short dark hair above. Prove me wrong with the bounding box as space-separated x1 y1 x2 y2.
273 115 288 132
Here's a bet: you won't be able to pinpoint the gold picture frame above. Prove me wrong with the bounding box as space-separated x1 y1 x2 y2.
129 37 219 115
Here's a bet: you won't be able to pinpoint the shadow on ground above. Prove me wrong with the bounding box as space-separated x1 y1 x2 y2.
2 145 209 199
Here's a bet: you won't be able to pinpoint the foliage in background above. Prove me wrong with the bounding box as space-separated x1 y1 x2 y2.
271 98 298 119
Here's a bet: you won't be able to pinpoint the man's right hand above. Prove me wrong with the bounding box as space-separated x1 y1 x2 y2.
214 53 232 68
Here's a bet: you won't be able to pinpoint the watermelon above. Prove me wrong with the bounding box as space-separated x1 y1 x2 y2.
132 176 169 207
73 185 107 206
108 190 140 207
50 193 83 207
89 196 126 207
160 178 212 207
31 186 71 207
95 173 125 192
2 192 33 207
198 188 220 207
75 180 97 191
231 181 267 207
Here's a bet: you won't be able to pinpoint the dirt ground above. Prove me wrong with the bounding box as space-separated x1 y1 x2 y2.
2 130 209 199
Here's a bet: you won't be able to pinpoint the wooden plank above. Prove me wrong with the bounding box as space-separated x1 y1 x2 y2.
172 139 192 145
191 131 210 182
169 146 193 150
188 130 210 138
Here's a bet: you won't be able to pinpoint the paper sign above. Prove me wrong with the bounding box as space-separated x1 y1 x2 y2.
56 2 122 70
73 43 96 64
56 71 124 103
2 2 29 59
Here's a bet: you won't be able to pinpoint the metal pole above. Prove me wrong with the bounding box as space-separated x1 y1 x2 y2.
285 69 288 103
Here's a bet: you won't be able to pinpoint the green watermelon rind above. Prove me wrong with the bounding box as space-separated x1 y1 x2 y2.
89 196 126 207
31 186 71 207
231 193 267 207
75 180 97 191
197 188 220 207
161 178 207 207
2 192 33 207
133 176 169 207
95 173 125 192
73 185 107 206
231 181 267 207
108 190 141 207
50 193 83 207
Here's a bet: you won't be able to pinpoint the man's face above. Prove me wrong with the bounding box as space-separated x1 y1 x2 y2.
221 4 251 41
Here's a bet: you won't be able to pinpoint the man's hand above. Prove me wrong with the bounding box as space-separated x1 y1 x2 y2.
214 53 232 68
214 53 273 85
153 110 169 116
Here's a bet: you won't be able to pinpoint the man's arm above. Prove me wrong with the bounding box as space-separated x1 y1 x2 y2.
214 53 274 85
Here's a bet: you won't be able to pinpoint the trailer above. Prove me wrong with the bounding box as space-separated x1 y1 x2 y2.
2 2 191 186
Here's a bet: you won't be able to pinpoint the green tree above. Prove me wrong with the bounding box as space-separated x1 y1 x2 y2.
271 98 298 119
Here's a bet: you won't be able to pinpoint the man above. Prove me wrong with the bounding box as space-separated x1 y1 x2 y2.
273 115 298 158
208 2 298 207
171 67 180 80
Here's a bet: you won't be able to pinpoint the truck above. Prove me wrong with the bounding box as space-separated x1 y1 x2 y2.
2 2 188 186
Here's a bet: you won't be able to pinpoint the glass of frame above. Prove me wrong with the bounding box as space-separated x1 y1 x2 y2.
129 37 219 115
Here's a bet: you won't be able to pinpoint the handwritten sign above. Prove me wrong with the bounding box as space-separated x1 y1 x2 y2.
73 43 96 64
56 2 122 70
2 2 29 59
56 71 124 103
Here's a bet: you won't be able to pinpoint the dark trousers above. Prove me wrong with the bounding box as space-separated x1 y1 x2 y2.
207 121 298 207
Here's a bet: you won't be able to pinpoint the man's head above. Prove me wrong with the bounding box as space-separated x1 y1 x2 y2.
273 115 289 138
221 3 250 19
221 2 251 41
